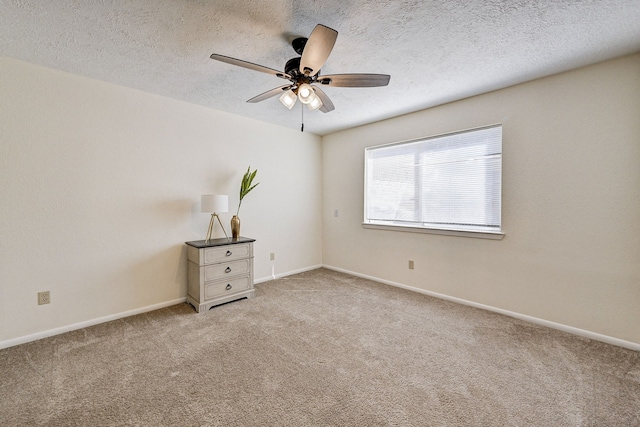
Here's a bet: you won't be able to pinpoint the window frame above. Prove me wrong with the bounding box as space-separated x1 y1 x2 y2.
362 124 505 240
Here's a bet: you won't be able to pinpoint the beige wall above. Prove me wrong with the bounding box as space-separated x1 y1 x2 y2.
322 54 640 345
0 57 323 345
2 53 639 348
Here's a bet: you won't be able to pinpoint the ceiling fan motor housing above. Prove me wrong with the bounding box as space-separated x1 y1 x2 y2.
284 57 301 78
285 57 319 88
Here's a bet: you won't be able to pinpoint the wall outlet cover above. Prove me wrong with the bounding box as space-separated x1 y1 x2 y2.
38 291 50 305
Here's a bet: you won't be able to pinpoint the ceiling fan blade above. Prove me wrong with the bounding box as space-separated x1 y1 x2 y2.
210 54 291 80
316 74 391 87
246 85 292 103
312 86 335 113
299 24 338 76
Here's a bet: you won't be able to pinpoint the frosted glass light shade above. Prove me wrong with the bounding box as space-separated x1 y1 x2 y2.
307 95 323 111
201 194 228 213
279 89 297 109
297 83 315 104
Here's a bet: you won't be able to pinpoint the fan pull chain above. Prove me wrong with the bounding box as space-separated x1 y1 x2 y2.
301 102 304 132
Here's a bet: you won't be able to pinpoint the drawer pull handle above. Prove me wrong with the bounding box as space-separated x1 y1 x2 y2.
225 267 231 273
225 284 232 291
226 250 232 257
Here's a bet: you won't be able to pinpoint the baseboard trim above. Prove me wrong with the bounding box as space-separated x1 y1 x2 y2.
6 266 637 352
3 263 324 349
255 264 323 284
0 297 187 350
322 265 640 352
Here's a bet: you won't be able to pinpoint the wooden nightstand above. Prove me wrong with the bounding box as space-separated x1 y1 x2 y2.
185 237 255 312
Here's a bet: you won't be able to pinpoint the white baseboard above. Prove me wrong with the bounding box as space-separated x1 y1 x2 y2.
322 265 640 352
2 263 323 350
6 265 638 352
254 264 323 284
0 298 187 350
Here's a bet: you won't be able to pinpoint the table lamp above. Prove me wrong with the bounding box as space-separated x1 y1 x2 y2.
201 194 229 241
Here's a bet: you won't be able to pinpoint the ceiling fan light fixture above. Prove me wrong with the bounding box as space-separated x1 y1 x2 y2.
210 24 389 117
297 83 315 104
279 89 297 109
307 95 323 111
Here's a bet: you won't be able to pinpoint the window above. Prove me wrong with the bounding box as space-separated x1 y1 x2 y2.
364 125 502 236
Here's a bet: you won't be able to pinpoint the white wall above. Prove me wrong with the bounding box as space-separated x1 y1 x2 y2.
322 54 640 345
3 53 639 348
0 57 322 346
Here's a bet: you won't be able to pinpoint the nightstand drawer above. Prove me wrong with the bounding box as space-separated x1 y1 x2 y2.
203 259 251 281
205 276 251 299
203 243 251 264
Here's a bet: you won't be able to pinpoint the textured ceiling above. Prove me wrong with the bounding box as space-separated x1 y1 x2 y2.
2 0 640 135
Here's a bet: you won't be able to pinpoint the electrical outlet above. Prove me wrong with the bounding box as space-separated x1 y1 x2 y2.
38 291 50 305
270 252 275 261
408 260 414 270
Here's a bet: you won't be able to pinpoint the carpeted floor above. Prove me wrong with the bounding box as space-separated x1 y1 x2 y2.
1 268 639 426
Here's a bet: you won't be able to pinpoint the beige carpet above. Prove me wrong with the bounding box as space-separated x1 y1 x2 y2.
1 268 639 426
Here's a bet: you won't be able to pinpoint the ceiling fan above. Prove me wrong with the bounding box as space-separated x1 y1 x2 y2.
210 24 390 115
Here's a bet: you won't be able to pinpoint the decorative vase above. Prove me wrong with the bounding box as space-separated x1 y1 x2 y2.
231 215 240 238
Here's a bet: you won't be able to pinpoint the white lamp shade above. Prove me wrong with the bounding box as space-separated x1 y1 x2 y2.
307 95 323 111
201 194 228 213
297 83 316 104
279 89 297 109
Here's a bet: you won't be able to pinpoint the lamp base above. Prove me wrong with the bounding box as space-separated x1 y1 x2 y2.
205 213 229 241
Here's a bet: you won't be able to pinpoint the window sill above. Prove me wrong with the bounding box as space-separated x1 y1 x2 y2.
361 223 505 240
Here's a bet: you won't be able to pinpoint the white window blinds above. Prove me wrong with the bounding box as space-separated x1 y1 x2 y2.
364 125 502 233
